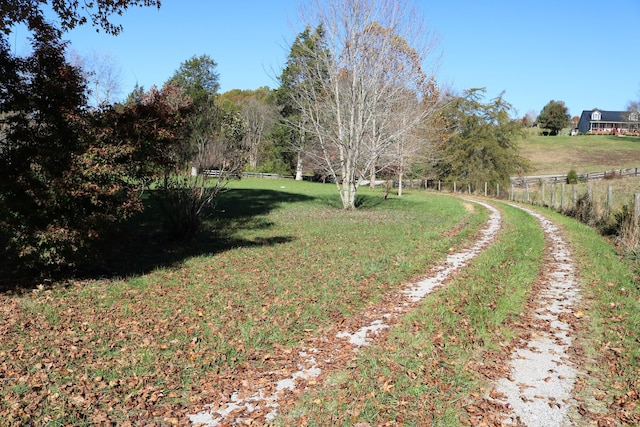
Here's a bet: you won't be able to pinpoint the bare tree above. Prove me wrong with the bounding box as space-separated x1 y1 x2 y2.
380 98 439 197
68 49 123 107
291 0 440 209
240 97 277 169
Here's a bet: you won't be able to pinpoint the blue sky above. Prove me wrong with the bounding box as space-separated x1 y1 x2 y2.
10 0 640 118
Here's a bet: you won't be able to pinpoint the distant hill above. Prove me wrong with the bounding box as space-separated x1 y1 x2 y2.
518 132 640 175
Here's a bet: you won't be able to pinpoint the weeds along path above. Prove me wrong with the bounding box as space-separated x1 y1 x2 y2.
489 204 582 426
189 200 503 426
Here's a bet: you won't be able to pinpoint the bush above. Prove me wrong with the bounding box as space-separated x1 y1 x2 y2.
566 170 579 184
604 170 619 180
614 204 640 252
151 174 223 240
565 192 596 225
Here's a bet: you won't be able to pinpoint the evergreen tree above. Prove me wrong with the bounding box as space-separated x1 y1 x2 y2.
435 88 530 190
275 25 328 179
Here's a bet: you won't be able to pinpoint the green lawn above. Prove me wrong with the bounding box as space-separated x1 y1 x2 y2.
0 180 487 425
1 179 638 425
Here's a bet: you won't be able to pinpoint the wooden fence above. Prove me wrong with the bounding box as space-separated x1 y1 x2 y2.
511 167 640 187
201 170 283 179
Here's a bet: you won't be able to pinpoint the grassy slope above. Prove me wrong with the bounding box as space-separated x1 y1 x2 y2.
518 132 640 175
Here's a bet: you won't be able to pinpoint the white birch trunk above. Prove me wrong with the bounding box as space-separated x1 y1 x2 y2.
295 152 304 181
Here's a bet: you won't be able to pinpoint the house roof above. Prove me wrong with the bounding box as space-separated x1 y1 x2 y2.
577 109 639 133
581 110 627 122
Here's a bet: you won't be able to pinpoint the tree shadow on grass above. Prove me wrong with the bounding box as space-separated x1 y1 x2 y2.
0 188 314 292
314 192 386 210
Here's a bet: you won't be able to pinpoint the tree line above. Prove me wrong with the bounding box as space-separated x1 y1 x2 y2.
2 0 578 277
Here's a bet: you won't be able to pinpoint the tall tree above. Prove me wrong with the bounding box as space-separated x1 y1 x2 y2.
276 25 328 180
434 88 530 190
163 54 223 173
289 0 440 208
537 100 571 136
239 96 277 169
168 54 220 105
0 0 169 273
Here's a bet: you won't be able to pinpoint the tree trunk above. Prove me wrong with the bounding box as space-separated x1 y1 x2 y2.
338 158 358 209
397 171 404 197
295 151 303 181
369 161 376 188
339 180 357 209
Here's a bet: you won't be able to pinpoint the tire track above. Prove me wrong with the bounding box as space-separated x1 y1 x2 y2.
189 200 503 426
491 205 582 426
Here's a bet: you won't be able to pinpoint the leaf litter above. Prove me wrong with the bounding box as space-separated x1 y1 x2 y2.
3 198 628 426
189 200 502 425
486 205 582 426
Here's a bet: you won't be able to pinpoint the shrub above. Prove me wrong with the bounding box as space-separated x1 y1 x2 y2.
151 174 223 240
604 170 619 180
614 204 640 252
566 170 579 184
565 192 596 225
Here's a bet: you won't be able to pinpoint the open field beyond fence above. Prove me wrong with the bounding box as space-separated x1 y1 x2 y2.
517 133 640 176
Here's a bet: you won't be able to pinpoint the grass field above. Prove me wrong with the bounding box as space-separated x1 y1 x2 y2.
2 178 639 425
0 180 490 424
518 132 640 175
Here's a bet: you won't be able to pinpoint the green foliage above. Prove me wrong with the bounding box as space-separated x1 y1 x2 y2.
0 28 192 273
168 54 219 104
273 25 329 175
0 25 101 269
537 99 571 136
434 88 530 189
566 169 579 184
276 25 328 118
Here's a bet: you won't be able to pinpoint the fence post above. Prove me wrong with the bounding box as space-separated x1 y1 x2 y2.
551 184 556 209
510 184 514 201
561 183 565 210
484 182 488 197
606 185 613 214
634 194 640 228
496 183 500 198
468 183 471 194
453 182 456 193
541 183 545 207
572 184 577 207
526 184 530 203
438 180 441 192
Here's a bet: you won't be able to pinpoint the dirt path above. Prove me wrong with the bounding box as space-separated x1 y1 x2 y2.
188 200 586 427
189 200 503 426
488 205 583 426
